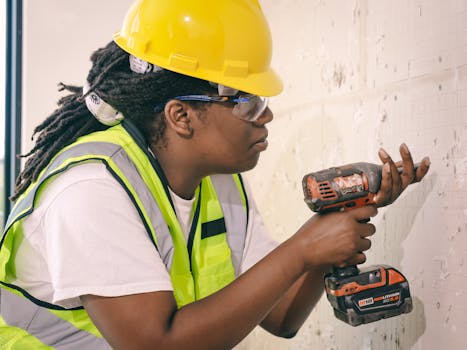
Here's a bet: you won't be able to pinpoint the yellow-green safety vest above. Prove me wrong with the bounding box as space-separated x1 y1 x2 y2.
0 121 249 349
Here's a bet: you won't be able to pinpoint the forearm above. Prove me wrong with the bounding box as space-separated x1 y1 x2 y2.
163 239 306 349
260 265 329 337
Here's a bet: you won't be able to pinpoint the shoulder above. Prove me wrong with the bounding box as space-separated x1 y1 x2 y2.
24 163 129 231
38 162 120 206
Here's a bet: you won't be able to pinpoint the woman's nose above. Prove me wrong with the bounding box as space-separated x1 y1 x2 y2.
252 106 273 126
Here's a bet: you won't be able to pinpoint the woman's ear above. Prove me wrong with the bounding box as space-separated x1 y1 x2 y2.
164 99 193 137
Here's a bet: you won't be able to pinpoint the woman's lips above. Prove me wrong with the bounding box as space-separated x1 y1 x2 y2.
252 138 268 151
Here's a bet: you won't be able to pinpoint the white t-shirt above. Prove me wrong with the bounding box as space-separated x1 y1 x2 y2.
15 163 278 309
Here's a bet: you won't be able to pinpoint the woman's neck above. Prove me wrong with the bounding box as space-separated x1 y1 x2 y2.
150 144 203 200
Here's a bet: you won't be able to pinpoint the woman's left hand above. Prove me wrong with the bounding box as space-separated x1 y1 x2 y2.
374 143 430 207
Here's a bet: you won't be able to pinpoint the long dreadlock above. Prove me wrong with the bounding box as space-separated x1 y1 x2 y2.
11 41 215 201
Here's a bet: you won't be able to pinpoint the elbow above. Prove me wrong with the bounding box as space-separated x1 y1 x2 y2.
260 313 305 339
277 329 299 339
263 324 300 339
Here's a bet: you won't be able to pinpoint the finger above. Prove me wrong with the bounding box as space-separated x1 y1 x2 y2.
336 261 348 269
378 148 402 203
399 143 416 189
357 237 372 252
414 156 431 183
358 223 376 238
386 152 403 202
375 162 392 206
345 252 367 266
350 206 378 222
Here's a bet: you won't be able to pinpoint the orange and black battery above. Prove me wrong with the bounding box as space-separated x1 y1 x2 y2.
302 162 383 213
324 265 413 326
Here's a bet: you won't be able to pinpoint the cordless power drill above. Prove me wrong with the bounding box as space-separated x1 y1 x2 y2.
302 162 413 326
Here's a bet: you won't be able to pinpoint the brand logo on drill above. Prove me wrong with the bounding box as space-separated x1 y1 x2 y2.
358 297 374 307
333 174 364 195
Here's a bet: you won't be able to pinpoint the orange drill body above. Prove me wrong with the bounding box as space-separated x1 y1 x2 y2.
303 162 382 213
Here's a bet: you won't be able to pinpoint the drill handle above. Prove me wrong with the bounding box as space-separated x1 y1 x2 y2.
332 217 369 277
332 265 359 277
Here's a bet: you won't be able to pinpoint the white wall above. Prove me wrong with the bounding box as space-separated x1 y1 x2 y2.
22 0 133 149
24 1 467 349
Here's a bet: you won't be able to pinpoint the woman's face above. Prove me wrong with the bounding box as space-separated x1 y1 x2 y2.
191 102 274 175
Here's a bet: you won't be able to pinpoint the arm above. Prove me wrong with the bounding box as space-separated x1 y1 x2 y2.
259 268 327 338
82 206 377 350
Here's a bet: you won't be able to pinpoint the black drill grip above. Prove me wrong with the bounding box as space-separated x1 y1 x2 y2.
331 217 370 277
332 265 359 278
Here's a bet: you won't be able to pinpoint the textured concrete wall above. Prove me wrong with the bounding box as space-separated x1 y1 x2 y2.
239 1 467 349
24 1 466 349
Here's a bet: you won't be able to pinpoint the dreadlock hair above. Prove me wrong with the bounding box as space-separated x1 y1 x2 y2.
11 41 216 201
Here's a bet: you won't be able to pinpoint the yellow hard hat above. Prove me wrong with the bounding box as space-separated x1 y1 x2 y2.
113 0 283 97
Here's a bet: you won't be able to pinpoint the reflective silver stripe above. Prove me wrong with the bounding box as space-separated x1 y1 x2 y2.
0 288 112 349
5 142 121 231
5 142 168 254
110 146 172 252
210 175 247 276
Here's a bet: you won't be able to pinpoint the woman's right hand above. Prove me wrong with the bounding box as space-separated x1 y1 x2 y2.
292 206 378 272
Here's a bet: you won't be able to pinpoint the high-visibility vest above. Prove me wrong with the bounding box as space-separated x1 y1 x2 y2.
0 121 249 349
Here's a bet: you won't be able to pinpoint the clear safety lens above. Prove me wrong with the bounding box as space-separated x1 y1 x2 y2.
171 94 269 122
231 94 268 122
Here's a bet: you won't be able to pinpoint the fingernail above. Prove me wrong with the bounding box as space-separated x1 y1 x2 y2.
423 157 431 167
379 148 389 159
401 143 410 153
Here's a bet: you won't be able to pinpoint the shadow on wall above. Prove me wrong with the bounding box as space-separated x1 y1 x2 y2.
373 172 436 349
379 172 436 265
402 296 426 349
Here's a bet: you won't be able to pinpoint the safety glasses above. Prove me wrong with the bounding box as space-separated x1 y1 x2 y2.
153 83 269 121
173 94 269 122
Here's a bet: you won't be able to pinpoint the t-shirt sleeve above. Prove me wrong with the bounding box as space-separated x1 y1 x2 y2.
239 179 280 274
42 164 173 309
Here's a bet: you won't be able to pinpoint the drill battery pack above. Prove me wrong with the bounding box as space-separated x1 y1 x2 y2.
324 265 413 326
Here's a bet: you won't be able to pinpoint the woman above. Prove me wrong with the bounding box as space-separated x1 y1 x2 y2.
0 0 430 349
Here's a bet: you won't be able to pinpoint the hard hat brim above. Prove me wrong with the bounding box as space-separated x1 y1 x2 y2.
214 68 283 97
